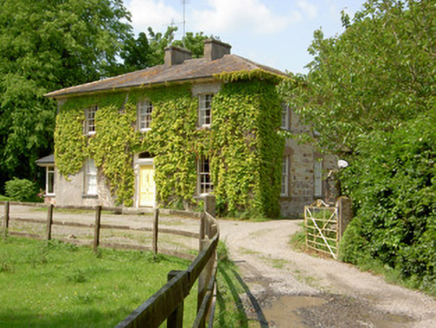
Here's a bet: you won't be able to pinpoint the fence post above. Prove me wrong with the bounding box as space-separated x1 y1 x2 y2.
93 205 102 252
205 223 218 324
337 197 353 243
204 195 216 217
198 212 213 319
3 201 10 238
199 212 205 251
167 270 184 328
46 204 54 240
152 208 159 258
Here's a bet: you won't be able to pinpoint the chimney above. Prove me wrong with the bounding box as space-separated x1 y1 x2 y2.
204 39 231 61
164 46 192 66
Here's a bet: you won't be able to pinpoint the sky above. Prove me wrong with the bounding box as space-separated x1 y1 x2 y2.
123 0 367 74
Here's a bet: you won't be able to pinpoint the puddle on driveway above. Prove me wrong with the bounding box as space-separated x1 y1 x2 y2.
263 295 327 327
261 294 414 327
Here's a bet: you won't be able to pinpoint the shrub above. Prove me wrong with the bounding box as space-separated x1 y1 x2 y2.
5 178 39 202
339 110 436 292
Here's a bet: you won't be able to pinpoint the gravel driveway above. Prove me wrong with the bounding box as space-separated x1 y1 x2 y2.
218 219 436 327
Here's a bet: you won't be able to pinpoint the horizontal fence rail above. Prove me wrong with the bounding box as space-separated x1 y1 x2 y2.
1 201 200 261
116 234 219 328
304 197 353 260
304 200 338 259
1 197 219 328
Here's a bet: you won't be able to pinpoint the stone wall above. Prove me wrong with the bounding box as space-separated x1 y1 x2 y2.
280 108 337 218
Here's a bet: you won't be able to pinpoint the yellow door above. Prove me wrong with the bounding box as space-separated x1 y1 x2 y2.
139 165 155 207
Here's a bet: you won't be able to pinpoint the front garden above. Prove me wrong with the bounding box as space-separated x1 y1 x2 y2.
0 237 195 327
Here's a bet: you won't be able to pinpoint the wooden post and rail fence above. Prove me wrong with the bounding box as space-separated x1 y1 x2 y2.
1 196 219 327
1 201 201 260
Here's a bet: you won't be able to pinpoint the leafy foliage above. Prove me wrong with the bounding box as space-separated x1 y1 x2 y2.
0 0 132 188
0 0 211 192
280 0 436 153
144 85 199 208
280 0 436 291
55 78 285 217
173 32 210 58
5 178 39 202
54 104 88 178
211 80 285 217
119 32 151 73
91 103 137 206
118 27 211 71
339 111 436 292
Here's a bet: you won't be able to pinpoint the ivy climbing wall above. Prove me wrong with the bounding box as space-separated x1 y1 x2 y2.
54 74 285 218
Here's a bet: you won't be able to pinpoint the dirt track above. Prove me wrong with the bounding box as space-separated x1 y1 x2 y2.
219 219 436 327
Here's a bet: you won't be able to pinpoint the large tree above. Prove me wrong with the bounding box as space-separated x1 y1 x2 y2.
280 0 436 290
281 0 435 153
0 0 132 188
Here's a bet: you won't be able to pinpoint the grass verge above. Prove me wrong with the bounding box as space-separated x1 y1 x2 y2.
0 195 10 201
214 241 265 327
0 237 196 327
289 222 306 252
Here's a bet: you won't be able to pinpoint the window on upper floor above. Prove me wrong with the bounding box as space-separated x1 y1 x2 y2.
198 157 213 195
198 94 213 127
281 156 289 197
281 103 290 130
84 105 98 136
138 99 153 131
84 159 97 195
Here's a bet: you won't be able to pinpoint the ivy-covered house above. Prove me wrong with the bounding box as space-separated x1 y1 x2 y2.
42 39 335 218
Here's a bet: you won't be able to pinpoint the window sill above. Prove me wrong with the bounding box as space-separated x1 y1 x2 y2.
139 128 151 132
195 193 214 199
45 194 55 197
82 194 98 199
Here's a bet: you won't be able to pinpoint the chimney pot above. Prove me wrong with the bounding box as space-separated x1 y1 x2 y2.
203 39 231 61
164 46 192 66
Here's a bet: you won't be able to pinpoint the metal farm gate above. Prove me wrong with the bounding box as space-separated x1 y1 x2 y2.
304 200 339 259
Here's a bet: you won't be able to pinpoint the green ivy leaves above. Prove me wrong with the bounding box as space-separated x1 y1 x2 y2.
55 78 285 217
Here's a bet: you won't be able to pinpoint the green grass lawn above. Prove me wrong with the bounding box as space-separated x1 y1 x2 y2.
0 195 10 201
0 237 196 328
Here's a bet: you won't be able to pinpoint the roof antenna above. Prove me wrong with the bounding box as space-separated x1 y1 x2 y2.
182 0 187 48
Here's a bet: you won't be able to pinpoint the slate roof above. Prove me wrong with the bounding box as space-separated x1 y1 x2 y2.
36 154 55 165
45 54 287 99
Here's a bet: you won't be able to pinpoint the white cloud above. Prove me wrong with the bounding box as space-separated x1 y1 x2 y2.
296 0 317 19
191 0 291 35
288 9 303 25
127 0 182 34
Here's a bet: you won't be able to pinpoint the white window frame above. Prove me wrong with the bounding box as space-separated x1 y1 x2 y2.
281 156 289 197
314 160 323 198
198 94 213 127
46 166 55 196
281 103 290 130
85 105 98 136
84 159 98 195
138 99 153 131
198 157 213 195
